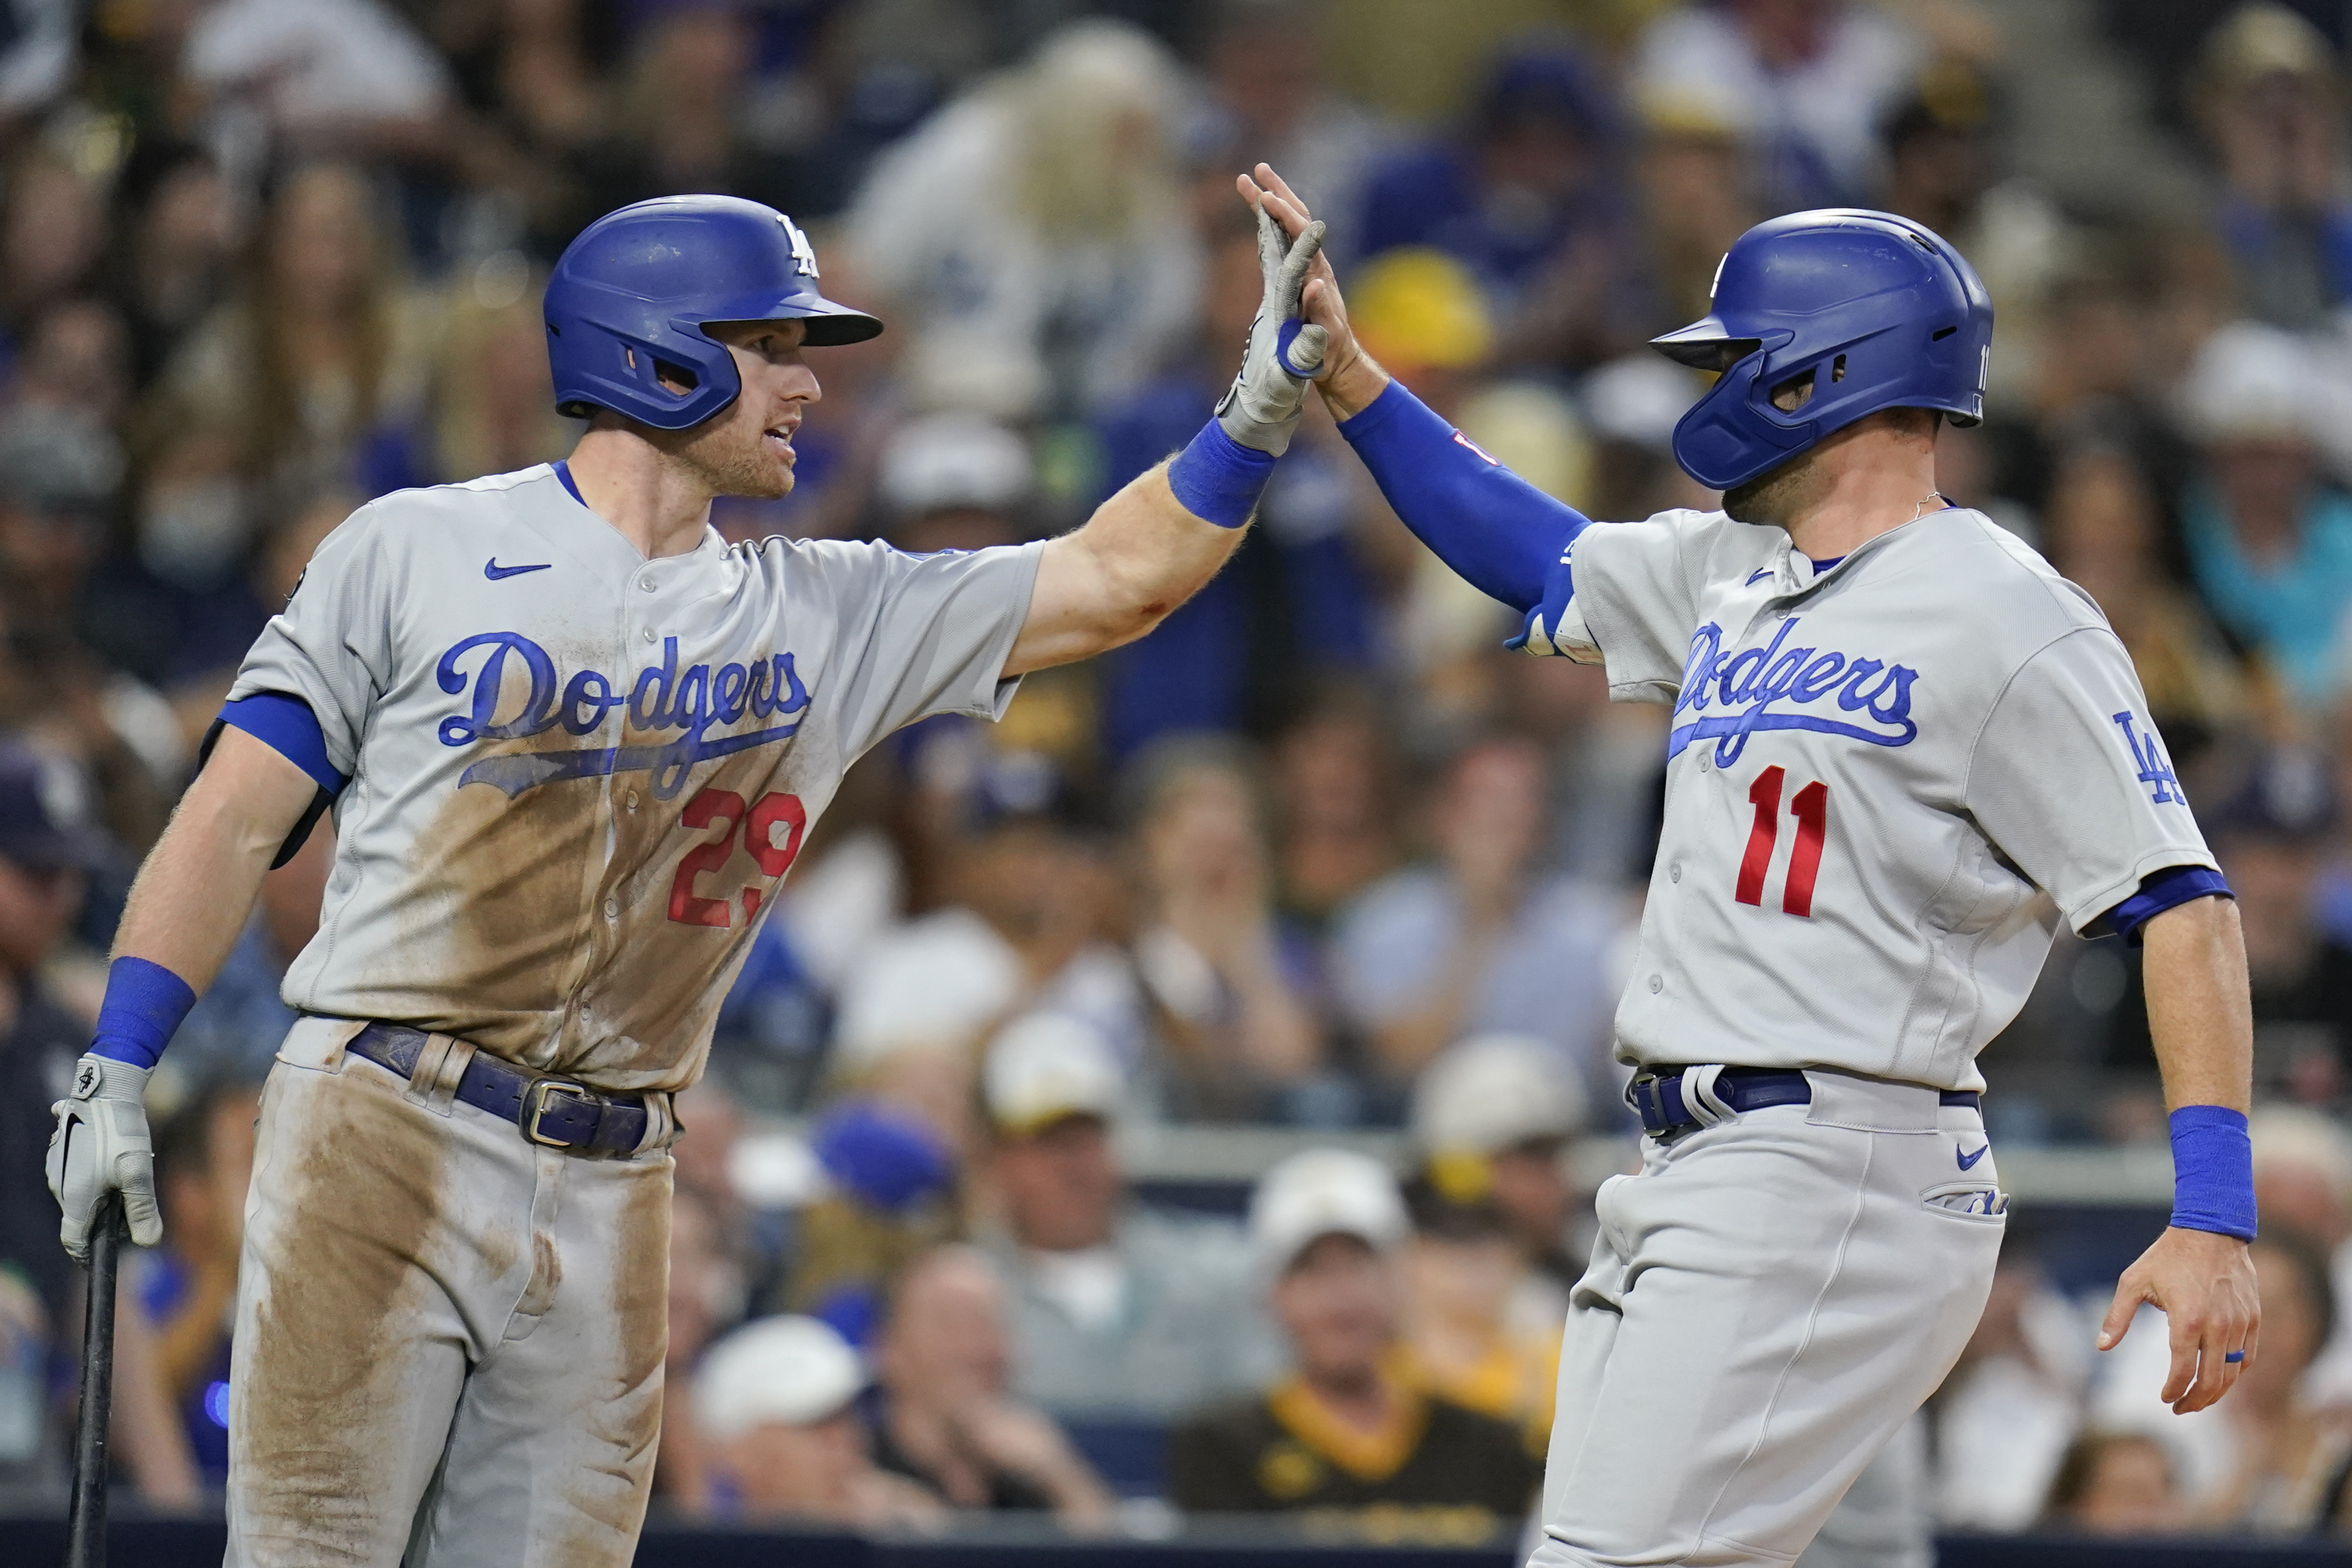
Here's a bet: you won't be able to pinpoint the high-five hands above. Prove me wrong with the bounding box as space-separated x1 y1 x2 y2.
1216 179 1328 457
1236 163 1389 420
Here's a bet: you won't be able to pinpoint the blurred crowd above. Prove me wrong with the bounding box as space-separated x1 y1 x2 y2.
0 0 2350 1545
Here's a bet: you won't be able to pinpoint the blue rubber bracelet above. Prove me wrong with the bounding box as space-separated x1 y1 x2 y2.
1167 419 1276 529
1275 318 1317 376
88 955 198 1071
2169 1105 2257 1241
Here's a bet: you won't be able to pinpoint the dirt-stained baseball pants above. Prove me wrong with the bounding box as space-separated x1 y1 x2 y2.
1530 1070 2005 1567
226 1016 678 1567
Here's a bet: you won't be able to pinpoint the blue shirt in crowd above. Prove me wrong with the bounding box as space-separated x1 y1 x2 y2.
2182 483 2352 711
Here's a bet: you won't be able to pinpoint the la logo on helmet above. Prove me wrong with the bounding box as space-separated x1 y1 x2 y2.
779 214 819 278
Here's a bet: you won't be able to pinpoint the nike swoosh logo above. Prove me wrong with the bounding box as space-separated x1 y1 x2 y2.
485 559 552 581
1957 1144 1989 1170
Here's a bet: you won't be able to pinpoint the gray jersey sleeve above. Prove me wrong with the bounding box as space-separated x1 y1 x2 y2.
1561 511 1722 702
226 501 399 777
1962 627 2216 933
798 537 1045 761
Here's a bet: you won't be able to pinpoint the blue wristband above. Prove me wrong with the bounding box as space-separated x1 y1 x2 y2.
2169 1105 2257 1241
89 955 198 1071
1167 419 1276 529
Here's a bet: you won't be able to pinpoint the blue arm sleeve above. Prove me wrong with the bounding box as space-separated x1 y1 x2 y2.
1336 379 1592 612
2090 864 2234 946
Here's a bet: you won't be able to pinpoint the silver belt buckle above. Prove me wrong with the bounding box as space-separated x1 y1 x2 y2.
523 1078 590 1147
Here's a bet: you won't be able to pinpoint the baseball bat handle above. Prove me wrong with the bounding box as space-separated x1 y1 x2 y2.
64 1190 125 1568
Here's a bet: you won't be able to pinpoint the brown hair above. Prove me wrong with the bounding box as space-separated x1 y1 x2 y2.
240 164 401 480
2043 1430 2172 1518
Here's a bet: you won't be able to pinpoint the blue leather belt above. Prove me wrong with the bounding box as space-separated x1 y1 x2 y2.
1626 1065 1982 1138
345 1020 649 1158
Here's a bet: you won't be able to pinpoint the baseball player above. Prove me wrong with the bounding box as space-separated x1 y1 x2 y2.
1241 165 2261 1565
44 192 1329 1565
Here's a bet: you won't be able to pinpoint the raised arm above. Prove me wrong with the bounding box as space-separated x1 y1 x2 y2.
1244 165 1590 615
2096 894 2262 1414
1005 464 1242 674
1007 192 1328 675
47 729 315 1259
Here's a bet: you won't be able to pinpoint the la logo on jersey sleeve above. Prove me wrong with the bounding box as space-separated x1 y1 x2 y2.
2110 711 2184 805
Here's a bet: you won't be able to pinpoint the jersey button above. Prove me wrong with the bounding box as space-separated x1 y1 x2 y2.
1668 862 1682 883
603 896 619 921
641 628 656 644
1698 754 1712 773
1648 974 1663 994
626 791 640 812
639 575 657 592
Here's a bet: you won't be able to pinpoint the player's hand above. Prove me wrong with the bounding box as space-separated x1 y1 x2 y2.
1238 162 1388 420
1214 176 1328 457
47 1053 165 1263
2096 1225 2259 1414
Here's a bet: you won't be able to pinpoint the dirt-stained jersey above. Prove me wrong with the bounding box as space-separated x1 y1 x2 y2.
1529 506 2213 1092
228 464 1042 1092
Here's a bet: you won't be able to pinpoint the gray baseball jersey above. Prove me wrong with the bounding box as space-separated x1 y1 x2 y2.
227 464 1042 1092
1523 505 2213 1092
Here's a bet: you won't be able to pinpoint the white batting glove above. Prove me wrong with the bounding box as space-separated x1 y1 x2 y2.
47 1053 164 1262
1215 202 1329 456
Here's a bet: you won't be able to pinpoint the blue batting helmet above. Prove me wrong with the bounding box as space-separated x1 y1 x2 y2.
1650 209 1993 492
544 195 883 431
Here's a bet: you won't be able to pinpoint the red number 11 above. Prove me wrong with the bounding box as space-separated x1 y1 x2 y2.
1735 765 1829 917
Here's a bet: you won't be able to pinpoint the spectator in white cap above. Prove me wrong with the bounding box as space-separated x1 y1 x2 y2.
877 410 1036 557
694 1315 943 1528
1577 350 1714 522
2252 1105 2352 1406
976 1011 1280 1421
1393 1035 1592 1445
1412 1032 1594 1299
2176 320 2352 714
1167 1149 1540 1525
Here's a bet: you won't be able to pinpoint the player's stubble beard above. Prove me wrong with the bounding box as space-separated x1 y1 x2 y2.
1722 449 1830 529
645 401 796 502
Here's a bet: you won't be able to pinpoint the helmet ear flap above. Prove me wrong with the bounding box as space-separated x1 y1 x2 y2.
546 313 741 429
1669 353 1815 490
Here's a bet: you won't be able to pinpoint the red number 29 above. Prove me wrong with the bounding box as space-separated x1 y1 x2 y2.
1734 765 1828 918
666 787 807 928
